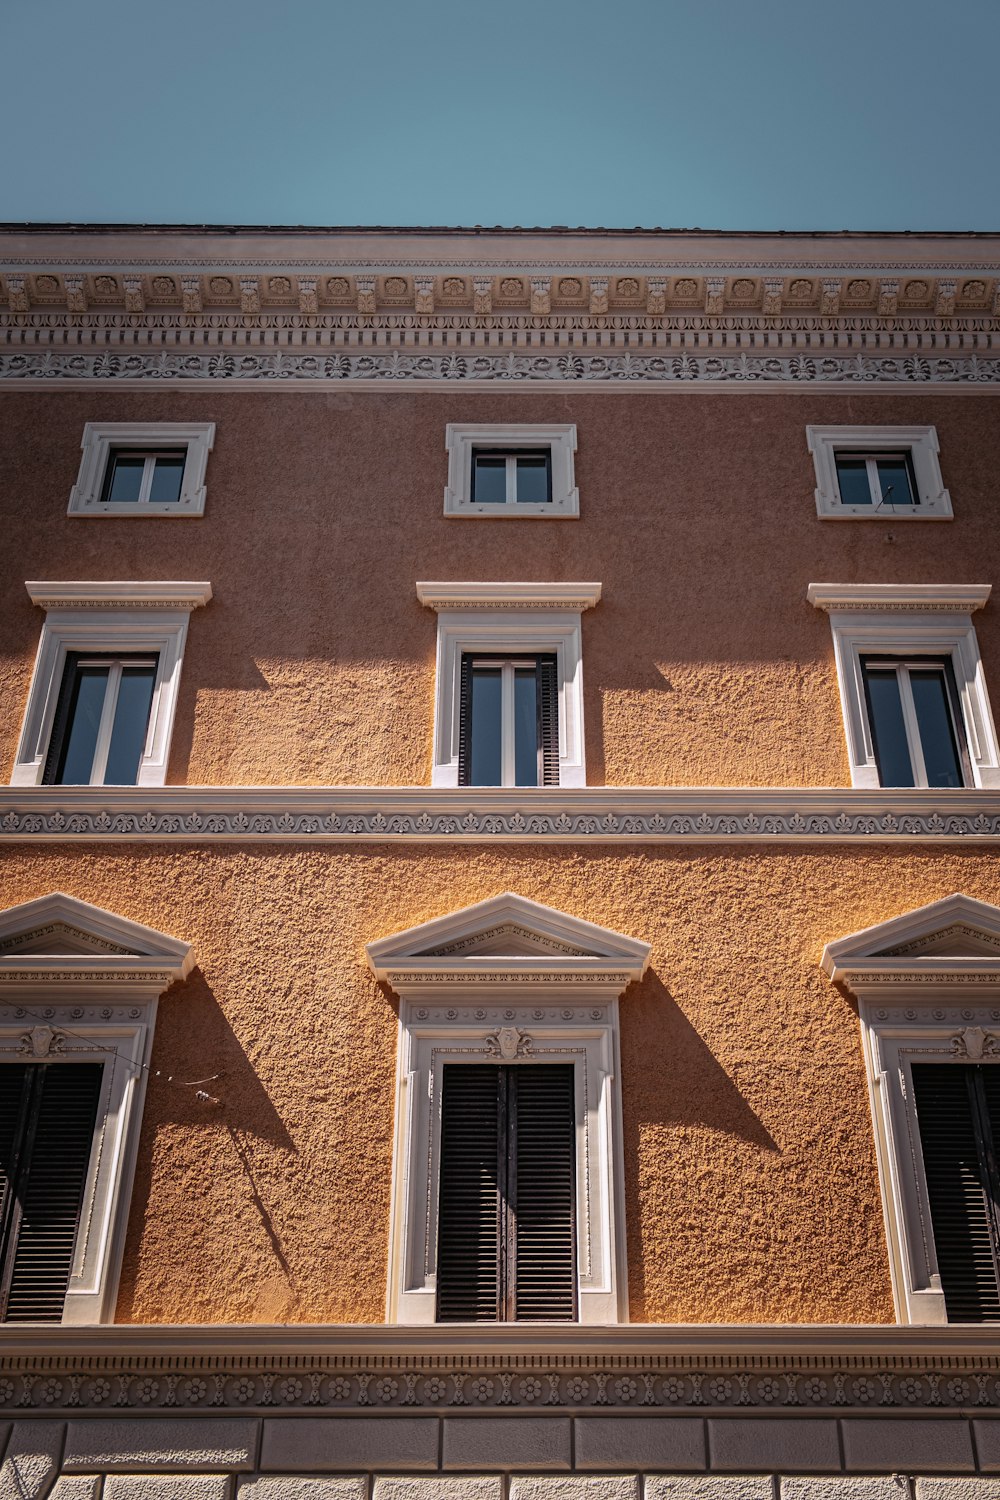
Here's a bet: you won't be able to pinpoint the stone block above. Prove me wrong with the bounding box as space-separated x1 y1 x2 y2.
65 1420 259 1473
842 1420 975 1473
647 1482 773 1500
511 1481 638 1500
375 1483 504 1500
241 1482 367 1500
974 1424 1000 1474
576 1418 705 1471
261 1418 438 1472
105 1479 232 1500
442 1417 571 1471
917 1484 1000 1499
0 1423 63 1500
51 1482 102 1500
782 1482 907 1500
707 1420 840 1473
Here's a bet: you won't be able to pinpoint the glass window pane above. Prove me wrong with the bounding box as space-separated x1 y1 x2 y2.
865 668 915 787
148 455 185 503
103 666 157 785
910 670 964 788
470 668 503 786
514 668 539 786
835 456 873 506
471 455 508 504
105 455 145 503
58 667 110 784
876 457 916 506
514 455 551 505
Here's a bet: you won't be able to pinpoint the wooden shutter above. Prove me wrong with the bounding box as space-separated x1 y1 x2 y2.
536 656 560 786
41 655 82 786
457 654 474 789
436 1063 576 1322
0 1063 103 1323
912 1064 1000 1322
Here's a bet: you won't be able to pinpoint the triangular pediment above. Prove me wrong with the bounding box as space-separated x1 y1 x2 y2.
821 894 1000 994
367 892 650 996
0 892 194 990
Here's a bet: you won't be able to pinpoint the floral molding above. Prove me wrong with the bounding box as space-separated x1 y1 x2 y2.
5 788 1000 844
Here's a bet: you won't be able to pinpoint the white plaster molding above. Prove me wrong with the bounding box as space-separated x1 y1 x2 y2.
807 425 952 521
444 423 578 518
25 581 213 610
822 894 1000 1326
808 584 999 790
417 582 601 612
68 422 215 517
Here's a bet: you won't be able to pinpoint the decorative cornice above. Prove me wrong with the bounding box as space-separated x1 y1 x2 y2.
416 582 602 612
808 583 992 614
5 787 1000 844
26 581 213 612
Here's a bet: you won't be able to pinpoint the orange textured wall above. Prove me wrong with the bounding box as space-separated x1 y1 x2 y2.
3 844 999 1325
2 388 1000 789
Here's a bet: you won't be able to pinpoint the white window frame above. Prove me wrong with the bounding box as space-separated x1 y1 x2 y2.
416 582 601 788
806 425 952 520
808 584 999 789
367 892 651 1326
12 582 212 788
822 893 1000 1325
444 423 578 518
0 891 193 1325
69 422 216 517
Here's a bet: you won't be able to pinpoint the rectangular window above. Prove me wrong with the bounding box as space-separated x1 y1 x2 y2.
860 657 969 788
100 449 187 506
835 452 917 509
43 654 158 786
0 1063 103 1323
458 654 558 787
436 1064 577 1323
911 1064 1000 1323
470 449 553 507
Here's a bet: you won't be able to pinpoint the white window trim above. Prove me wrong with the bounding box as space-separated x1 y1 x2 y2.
417 582 601 788
367 892 651 1326
823 893 1000 1326
806 425 952 520
69 422 216 517
12 582 212 788
444 423 578 518
0 891 193 1325
808 583 999 789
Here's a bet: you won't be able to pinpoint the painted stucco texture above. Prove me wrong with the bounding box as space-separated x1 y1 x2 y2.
2 389 1000 789
5 843 1000 1325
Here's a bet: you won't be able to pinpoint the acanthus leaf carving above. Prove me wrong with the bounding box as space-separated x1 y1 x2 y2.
485 1026 533 1060
950 1026 999 1061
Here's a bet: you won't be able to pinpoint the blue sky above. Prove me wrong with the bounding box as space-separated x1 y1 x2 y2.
5 0 1000 231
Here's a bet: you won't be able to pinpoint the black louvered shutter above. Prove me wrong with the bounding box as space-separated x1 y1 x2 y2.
436 1064 576 1322
42 655 83 786
457 654 474 789
0 1064 103 1323
536 656 560 787
912 1064 1000 1322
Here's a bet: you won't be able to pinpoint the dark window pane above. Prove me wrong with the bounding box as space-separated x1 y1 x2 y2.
910 670 964 788
471 455 508 504
148 455 185 503
514 454 551 504
103 666 156 785
865 668 915 787
876 457 916 506
835 456 873 506
58 667 110 784
514 667 539 786
470 668 502 786
105 455 144 504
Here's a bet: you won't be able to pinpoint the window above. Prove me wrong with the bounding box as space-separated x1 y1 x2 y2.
445 424 578 518
437 1064 576 1322
69 422 215 516
807 425 952 520
0 891 194 1324
823 893 1000 1325
367 892 650 1325
808 583 1000 789
12 581 212 788
459 655 558 787
417 581 601 789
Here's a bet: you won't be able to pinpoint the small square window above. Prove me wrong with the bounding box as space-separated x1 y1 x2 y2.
807 425 952 520
445 424 577 518
69 423 215 517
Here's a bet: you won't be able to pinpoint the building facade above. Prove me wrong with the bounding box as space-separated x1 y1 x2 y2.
1 224 1000 1499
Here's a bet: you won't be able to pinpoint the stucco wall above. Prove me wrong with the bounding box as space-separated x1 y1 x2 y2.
3 844 999 1326
2 389 999 789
